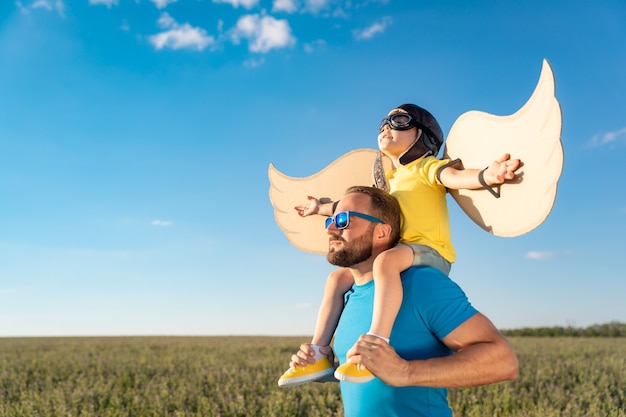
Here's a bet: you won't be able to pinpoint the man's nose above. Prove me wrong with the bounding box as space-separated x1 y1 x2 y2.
326 222 340 235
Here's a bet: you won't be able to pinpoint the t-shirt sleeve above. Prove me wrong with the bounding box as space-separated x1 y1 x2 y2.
409 267 478 340
421 156 453 186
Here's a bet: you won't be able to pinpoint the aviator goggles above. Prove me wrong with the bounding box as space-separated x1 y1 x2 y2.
379 112 417 133
325 211 385 230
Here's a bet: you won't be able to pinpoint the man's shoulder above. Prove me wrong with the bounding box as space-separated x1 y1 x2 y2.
400 266 463 295
400 266 475 323
401 265 448 280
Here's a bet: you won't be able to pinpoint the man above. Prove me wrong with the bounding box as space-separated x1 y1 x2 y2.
288 185 518 417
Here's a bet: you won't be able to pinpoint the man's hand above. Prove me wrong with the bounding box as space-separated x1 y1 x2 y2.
345 334 410 387
288 344 337 383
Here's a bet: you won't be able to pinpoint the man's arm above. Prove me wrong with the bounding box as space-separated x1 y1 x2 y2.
346 313 519 388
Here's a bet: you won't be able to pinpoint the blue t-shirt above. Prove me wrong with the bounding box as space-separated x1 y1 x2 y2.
333 266 478 417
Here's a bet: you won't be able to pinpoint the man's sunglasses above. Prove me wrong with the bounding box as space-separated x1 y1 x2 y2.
379 113 416 133
325 211 385 230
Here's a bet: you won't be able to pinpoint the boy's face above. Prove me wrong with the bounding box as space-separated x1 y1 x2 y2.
377 109 420 158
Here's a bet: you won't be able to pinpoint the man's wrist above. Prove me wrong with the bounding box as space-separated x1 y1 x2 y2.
398 359 417 387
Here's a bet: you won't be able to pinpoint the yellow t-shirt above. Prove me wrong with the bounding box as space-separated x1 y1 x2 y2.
386 156 456 263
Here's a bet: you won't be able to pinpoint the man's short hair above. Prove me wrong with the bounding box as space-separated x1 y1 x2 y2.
344 186 402 247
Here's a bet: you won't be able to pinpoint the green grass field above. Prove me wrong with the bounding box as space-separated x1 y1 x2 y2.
0 336 624 416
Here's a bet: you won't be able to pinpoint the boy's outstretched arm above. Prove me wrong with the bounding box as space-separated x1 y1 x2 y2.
294 196 336 217
439 153 522 191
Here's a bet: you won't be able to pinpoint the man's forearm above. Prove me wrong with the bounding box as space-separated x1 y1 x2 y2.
402 340 518 388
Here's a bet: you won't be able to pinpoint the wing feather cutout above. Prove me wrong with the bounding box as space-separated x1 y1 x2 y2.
268 149 385 254
443 59 563 237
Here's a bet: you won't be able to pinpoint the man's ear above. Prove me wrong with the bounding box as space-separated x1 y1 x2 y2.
375 223 393 240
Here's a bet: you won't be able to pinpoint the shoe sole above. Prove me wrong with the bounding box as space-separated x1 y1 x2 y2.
333 370 375 384
278 368 335 388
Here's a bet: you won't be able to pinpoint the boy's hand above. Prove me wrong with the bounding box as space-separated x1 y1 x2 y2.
483 154 522 186
294 196 321 217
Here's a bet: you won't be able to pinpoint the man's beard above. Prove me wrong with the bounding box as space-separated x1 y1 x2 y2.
326 232 373 268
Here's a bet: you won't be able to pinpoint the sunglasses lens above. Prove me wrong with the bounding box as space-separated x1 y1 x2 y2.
325 212 355 229
335 212 349 229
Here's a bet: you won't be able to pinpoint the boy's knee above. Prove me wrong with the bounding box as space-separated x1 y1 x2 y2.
328 268 353 284
375 247 403 265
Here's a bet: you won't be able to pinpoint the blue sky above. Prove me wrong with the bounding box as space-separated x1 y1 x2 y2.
0 0 624 337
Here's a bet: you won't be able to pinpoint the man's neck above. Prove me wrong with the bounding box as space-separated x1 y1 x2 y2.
348 259 375 286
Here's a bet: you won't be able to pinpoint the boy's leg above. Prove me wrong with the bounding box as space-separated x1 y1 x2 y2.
334 245 413 384
406 243 452 275
312 268 355 346
368 244 414 339
278 268 354 388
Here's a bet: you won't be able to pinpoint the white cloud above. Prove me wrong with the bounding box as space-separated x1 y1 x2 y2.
88 0 119 8
353 16 392 40
32 0 52 10
273 0 298 13
304 0 330 13
294 303 313 309
244 57 265 68
150 0 177 9
525 251 556 260
151 220 172 227
213 0 259 9
149 13 215 51
157 11 176 28
303 38 326 53
589 127 626 147
16 0 65 15
271 0 342 15
231 14 295 53
150 25 215 50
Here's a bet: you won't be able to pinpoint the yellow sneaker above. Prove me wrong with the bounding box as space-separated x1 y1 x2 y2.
334 362 374 383
277 356 335 388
